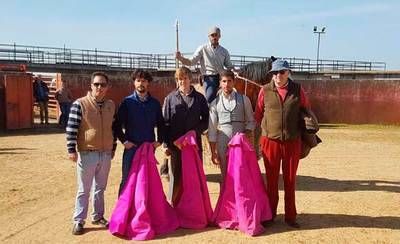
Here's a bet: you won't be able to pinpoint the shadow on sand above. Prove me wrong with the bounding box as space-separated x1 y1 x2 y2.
206 174 400 193
259 213 399 235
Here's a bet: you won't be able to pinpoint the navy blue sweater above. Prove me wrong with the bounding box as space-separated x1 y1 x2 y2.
113 92 165 145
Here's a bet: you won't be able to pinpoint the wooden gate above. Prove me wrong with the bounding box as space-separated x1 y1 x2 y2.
4 74 33 129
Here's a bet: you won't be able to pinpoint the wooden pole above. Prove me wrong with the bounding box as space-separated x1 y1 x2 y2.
175 19 180 68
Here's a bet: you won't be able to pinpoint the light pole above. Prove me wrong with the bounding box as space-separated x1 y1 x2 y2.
313 26 326 72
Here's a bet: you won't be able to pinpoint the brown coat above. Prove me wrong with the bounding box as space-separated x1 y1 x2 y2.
300 108 322 159
261 80 301 141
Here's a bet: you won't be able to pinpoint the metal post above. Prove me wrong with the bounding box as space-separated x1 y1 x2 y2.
13 42 16 61
313 26 326 72
316 33 321 71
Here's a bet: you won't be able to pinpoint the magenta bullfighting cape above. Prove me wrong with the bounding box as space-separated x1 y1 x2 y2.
109 142 179 240
213 133 272 236
174 130 213 229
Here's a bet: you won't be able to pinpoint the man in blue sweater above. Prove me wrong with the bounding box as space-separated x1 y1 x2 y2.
113 69 165 195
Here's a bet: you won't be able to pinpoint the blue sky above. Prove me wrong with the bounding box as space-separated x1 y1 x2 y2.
2 0 400 69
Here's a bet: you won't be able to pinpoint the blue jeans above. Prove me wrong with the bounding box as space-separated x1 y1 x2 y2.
118 147 138 196
73 151 112 224
59 102 71 127
203 75 220 104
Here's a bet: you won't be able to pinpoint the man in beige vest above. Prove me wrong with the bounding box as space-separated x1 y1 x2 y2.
255 60 311 228
66 72 116 235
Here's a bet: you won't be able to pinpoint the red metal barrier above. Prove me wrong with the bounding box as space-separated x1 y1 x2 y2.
0 72 33 130
58 71 177 107
0 64 26 72
300 79 400 124
3 70 395 129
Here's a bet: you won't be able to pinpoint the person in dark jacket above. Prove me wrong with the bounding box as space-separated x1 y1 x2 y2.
113 69 165 195
163 66 209 205
33 75 50 124
55 79 73 128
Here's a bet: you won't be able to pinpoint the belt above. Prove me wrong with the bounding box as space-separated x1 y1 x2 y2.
82 149 110 152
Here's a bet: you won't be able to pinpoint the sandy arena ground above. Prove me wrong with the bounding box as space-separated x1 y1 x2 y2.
0 124 399 243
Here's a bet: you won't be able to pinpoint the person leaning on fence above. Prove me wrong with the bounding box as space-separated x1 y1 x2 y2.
112 69 165 196
55 79 73 128
175 26 234 104
208 70 256 186
66 71 117 235
255 60 311 228
33 75 50 124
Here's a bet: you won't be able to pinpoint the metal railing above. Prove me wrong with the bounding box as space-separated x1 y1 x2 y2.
0 43 176 70
0 43 386 72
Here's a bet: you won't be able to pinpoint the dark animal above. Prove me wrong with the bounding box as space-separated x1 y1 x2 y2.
234 56 276 109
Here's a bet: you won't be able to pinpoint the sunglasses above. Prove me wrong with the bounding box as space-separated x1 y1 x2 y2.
92 83 108 88
273 70 288 75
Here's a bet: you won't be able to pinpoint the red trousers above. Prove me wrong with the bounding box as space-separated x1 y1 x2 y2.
260 136 301 222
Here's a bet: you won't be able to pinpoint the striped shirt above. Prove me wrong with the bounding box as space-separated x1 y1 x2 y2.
66 100 117 153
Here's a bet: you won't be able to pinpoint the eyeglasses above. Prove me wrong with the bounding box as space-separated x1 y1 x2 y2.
273 70 288 75
92 83 108 88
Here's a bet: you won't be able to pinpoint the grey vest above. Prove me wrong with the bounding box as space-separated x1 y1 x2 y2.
216 92 245 125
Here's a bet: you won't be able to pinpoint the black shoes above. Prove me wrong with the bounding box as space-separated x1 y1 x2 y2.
285 220 300 228
72 223 84 235
92 217 109 228
261 219 275 227
261 218 300 228
72 218 108 235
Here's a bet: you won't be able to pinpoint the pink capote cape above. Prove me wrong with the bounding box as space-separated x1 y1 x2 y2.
213 133 272 236
109 142 179 241
174 130 213 229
